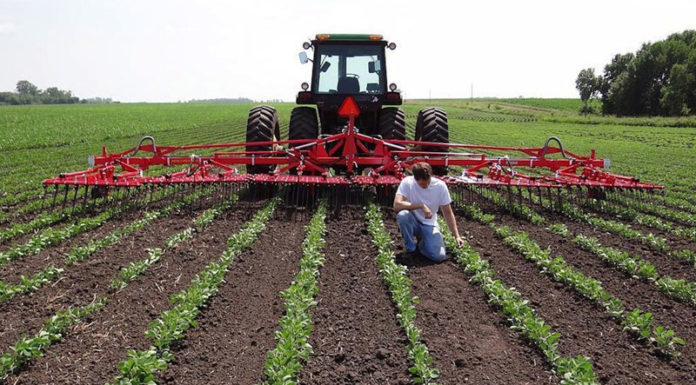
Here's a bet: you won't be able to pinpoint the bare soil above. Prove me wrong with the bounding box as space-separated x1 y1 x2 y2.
298 209 411 385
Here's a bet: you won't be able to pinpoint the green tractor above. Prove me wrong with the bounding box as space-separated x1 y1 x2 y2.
245 34 449 174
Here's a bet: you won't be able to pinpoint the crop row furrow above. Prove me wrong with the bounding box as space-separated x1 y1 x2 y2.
108 193 239 291
0 296 107 380
566 229 696 306
610 193 696 227
0 208 119 267
0 191 240 379
585 197 696 241
365 203 440 384
633 192 696 215
262 201 327 384
437 217 598 384
0 192 121 245
486 187 673 254
496 227 685 357
106 198 278 384
457 202 686 357
0 185 181 268
0 187 44 208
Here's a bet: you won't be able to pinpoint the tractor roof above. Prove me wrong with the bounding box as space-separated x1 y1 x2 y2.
314 34 384 41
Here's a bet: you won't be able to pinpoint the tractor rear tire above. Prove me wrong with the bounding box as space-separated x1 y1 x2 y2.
246 106 281 174
288 107 319 144
415 107 449 176
378 107 406 140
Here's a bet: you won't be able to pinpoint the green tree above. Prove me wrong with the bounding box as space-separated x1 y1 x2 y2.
595 30 696 116
660 64 694 115
575 68 601 114
16 80 39 96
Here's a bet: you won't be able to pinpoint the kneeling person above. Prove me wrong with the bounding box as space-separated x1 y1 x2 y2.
393 162 464 262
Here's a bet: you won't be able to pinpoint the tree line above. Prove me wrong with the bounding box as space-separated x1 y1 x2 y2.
0 80 108 105
576 30 696 116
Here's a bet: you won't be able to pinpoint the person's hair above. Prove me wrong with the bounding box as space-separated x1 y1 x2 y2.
412 162 432 181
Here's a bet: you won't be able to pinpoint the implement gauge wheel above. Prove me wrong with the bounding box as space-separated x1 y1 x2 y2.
246 106 281 174
415 107 449 176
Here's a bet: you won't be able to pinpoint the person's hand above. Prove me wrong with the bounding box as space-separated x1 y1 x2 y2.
422 205 433 219
455 236 464 248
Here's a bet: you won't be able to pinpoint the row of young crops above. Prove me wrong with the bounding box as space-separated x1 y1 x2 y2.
1 181 695 383
1 102 695 383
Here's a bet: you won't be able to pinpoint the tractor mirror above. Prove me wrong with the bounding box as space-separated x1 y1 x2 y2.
320 61 331 73
299 51 309 64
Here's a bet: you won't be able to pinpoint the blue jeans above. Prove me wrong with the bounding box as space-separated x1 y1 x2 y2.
396 210 446 262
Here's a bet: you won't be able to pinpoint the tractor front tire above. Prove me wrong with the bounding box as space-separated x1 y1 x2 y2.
415 107 449 176
288 107 319 144
378 107 406 140
246 106 281 174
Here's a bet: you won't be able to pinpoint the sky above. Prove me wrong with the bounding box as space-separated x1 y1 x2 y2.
0 0 694 102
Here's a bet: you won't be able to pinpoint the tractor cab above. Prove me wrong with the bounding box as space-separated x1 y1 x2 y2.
244 33 449 175
295 34 402 138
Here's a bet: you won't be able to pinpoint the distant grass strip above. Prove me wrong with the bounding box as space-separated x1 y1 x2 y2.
106 198 279 385
438 217 598 385
262 201 327 383
365 203 440 384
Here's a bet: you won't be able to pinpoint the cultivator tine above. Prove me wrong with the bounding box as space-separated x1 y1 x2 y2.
121 186 131 207
59 184 69 209
148 185 154 205
50 185 59 210
555 188 562 211
69 186 78 212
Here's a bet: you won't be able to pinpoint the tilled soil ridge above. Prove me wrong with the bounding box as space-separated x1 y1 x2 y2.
298 209 411 385
158 217 307 385
5 206 255 384
382 211 558 385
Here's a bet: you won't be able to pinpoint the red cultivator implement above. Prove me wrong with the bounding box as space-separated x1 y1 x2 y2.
44 97 660 196
44 33 661 208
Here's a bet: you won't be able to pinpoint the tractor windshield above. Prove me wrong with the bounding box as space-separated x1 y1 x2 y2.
313 43 386 94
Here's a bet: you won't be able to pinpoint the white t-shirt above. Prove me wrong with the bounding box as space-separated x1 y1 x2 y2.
396 176 452 226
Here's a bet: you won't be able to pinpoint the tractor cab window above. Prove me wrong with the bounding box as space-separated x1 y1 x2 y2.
314 44 385 94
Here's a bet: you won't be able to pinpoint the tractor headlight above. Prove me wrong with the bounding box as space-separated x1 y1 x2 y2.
389 83 398 92
301 82 310 91
302 42 311 50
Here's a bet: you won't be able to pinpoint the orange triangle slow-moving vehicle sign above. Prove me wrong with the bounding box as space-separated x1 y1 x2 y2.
337 96 360 118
